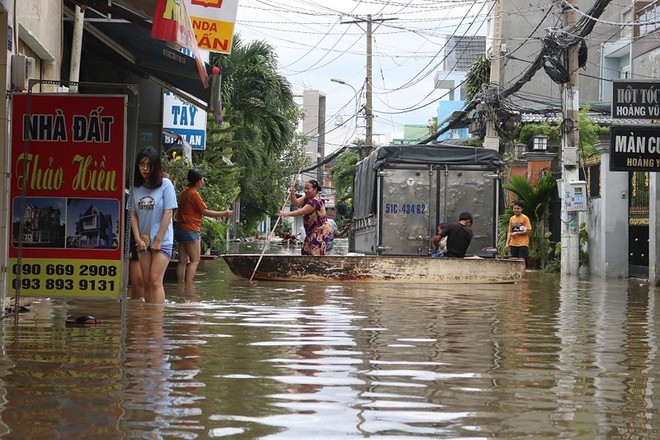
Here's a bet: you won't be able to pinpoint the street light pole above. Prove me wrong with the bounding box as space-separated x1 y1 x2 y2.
331 78 366 157
331 77 360 125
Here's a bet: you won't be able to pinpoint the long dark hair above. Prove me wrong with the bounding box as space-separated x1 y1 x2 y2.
133 146 163 188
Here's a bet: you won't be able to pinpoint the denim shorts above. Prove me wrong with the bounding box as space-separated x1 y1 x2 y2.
175 228 201 244
158 244 173 259
137 243 173 259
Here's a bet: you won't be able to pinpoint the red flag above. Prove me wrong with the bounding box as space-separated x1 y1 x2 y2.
152 0 209 88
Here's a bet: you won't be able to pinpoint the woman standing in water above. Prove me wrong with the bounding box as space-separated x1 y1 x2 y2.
279 179 331 256
131 147 177 303
175 169 233 284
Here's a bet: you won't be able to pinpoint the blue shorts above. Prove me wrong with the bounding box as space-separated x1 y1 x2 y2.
138 244 173 259
175 228 201 244
158 244 173 259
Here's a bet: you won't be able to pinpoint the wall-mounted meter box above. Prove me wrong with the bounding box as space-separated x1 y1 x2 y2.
565 180 587 212
11 54 35 92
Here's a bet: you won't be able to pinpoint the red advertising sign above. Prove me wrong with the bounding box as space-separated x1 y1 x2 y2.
192 0 223 6
9 94 126 298
151 0 209 87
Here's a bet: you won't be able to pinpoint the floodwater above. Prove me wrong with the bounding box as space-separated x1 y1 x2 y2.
1 240 660 438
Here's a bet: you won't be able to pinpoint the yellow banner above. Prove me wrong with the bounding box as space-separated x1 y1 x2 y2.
187 0 239 54
192 18 235 53
9 258 122 299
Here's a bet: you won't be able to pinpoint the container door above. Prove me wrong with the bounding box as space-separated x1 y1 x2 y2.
379 168 434 255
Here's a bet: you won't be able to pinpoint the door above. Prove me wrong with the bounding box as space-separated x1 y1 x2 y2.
379 168 434 255
629 171 649 278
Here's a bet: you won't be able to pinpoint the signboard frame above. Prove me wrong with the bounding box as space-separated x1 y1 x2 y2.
9 93 127 298
612 80 660 120
610 125 660 172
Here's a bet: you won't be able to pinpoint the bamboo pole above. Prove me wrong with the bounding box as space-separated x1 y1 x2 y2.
249 158 307 282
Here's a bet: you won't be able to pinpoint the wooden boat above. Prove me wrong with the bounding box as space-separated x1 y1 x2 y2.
222 144 527 285
222 254 526 284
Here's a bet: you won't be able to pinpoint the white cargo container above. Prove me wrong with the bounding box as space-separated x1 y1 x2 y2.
351 143 503 256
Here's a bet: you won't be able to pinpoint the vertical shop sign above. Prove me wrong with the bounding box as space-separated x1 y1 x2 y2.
163 49 208 151
9 94 126 298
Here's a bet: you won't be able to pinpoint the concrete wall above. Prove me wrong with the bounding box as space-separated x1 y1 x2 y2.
587 151 629 278
650 175 660 285
301 90 326 185
633 46 660 78
17 0 62 92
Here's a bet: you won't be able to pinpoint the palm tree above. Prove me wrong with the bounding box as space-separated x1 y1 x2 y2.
500 173 557 266
205 35 301 232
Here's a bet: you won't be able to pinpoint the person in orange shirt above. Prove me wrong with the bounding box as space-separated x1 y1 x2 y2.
175 169 233 283
505 200 532 262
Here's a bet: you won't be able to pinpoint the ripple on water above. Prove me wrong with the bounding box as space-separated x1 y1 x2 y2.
2 272 660 438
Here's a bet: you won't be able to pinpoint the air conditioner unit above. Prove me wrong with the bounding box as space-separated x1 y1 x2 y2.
11 54 36 92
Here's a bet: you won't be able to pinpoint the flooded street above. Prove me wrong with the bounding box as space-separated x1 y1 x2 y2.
1 245 660 438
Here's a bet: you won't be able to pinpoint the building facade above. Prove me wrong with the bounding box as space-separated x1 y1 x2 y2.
433 35 486 141
1 0 216 306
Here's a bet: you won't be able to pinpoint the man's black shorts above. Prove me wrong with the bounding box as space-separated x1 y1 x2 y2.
511 246 529 258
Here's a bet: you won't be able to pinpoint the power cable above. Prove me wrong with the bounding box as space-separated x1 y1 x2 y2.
421 0 616 143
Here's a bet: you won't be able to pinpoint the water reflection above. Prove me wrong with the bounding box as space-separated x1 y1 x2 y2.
0 264 660 438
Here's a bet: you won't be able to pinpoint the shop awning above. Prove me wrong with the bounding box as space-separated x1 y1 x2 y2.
67 1 212 110
75 0 156 22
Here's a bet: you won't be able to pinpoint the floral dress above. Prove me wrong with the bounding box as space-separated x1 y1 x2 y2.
301 196 331 256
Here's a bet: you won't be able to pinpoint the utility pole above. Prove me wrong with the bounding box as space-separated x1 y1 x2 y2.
366 15 373 156
483 0 502 151
342 15 396 156
560 0 581 275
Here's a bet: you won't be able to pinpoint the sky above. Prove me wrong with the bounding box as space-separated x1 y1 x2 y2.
232 0 492 150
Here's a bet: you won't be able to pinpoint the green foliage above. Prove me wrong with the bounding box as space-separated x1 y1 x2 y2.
202 34 302 235
329 149 360 220
465 55 490 102
544 223 589 272
518 122 560 147
500 173 557 267
161 151 240 250
517 106 609 159
578 106 609 159
462 137 484 147
545 240 561 273
578 222 589 268
162 150 192 194
200 217 229 254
